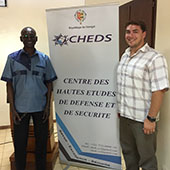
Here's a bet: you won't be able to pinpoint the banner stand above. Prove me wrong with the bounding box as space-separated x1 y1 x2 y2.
47 3 121 170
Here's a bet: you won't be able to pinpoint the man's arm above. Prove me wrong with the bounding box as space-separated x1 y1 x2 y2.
7 81 21 124
43 82 53 123
143 89 166 135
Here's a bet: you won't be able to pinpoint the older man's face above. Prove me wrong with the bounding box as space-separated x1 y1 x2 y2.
20 27 37 48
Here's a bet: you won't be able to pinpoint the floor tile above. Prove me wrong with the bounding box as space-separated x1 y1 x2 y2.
0 131 6 143
53 162 63 170
1 155 10 167
1 164 10 170
0 145 4 153
5 134 12 143
4 143 13 153
67 166 79 170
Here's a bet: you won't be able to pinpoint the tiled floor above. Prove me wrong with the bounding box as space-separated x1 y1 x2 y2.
0 123 125 170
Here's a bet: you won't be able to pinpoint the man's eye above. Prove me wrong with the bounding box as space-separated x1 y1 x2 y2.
23 35 35 38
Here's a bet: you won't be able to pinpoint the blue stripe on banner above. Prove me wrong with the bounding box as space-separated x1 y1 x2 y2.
56 112 81 153
56 112 121 165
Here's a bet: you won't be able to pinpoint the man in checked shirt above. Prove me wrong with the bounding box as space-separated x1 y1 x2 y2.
117 21 169 170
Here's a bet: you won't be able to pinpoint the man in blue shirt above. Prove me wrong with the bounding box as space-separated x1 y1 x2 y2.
1 27 57 170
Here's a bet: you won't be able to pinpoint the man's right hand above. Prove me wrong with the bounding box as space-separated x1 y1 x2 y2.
7 82 21 125
12 109 21 125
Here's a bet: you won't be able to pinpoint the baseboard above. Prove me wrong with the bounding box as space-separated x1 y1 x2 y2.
0 125 10 130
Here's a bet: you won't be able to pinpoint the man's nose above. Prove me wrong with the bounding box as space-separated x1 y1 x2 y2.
27 36 32 40
127 32 134 37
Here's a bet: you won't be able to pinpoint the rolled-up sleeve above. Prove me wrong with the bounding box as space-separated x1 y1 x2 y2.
149 55 169 92
44 56 57 83
1 56 13 82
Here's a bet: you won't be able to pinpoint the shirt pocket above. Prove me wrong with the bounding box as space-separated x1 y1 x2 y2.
32 70 45 81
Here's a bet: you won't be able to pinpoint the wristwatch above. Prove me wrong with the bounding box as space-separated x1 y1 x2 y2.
147 115 156 122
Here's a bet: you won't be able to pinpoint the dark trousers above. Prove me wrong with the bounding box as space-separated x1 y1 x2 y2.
120 116 157 170
13 112 48 170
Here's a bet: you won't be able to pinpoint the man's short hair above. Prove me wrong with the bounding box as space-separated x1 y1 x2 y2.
21 27 36 35
125 20 147 32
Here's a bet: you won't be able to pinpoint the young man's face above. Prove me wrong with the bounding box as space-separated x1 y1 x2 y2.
125 24 146 50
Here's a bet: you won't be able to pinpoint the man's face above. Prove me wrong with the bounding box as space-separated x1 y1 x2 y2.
20 27 37 48
125 24 146 50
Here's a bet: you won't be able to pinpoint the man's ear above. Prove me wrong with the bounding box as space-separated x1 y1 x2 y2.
20 36 23 42
143 31 146 39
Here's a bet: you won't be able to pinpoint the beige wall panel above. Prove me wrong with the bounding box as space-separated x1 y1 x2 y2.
156 0 170 169
85 0 131 6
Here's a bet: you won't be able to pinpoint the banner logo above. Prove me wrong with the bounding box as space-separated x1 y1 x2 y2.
53 33 112 47
53 34 68 46
74 9 87 24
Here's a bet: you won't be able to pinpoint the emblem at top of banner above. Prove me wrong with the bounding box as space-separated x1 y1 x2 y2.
74 9 87 24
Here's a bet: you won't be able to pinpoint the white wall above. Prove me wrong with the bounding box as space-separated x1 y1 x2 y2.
0 0 85 126
85 0 131 5
155 0 170 169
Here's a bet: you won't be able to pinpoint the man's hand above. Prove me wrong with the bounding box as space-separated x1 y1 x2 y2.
143 118 156 135
12 109 21 125
42 106 50 123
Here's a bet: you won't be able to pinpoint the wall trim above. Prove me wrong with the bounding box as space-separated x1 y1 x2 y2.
0 125 10 130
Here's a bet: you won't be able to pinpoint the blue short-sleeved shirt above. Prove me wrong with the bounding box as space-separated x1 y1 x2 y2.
1 49 57 113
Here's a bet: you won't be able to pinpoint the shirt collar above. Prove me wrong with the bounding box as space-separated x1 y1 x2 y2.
13 49 39 70
20 48 39 58
125 43 149 57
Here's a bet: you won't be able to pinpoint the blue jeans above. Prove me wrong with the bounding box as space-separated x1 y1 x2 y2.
13 111 48 170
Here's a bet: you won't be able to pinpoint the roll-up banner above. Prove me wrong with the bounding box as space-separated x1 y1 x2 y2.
46 3 121 170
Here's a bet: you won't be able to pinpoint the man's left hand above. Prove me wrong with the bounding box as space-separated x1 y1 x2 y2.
143 118 156 135
43 106 50 123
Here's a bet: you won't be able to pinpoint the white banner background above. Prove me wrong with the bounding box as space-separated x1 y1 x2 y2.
46 4 121 170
